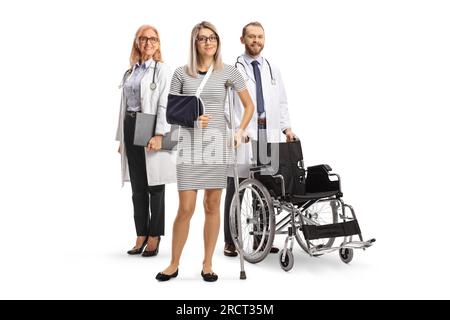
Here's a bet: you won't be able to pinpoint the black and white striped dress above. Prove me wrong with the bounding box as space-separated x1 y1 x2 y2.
170 64 246 190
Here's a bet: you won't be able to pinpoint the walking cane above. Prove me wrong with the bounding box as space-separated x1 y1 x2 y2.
225 80 246 280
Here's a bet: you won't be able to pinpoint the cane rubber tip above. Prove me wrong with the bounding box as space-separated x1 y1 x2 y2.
240 271 247 280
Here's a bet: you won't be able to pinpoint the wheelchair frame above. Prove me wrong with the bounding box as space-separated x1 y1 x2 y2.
229 143 376 272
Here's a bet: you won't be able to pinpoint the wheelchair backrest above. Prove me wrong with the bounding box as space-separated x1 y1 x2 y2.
254 140 306 197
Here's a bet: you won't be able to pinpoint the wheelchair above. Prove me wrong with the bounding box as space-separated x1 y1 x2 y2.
229 140 375 271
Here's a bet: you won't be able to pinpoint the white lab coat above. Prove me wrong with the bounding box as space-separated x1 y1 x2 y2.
116 60 177 186
226 55 292 178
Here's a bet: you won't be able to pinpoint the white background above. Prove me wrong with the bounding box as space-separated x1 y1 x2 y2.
0 0 449 299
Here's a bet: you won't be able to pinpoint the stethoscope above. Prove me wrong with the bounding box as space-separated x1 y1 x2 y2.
235 56 276 86
149 61 158 90
119 61 158 90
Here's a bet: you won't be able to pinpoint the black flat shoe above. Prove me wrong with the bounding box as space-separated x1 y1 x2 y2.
201 271 218 282
142 236 161 257
127 237 148 255
155 269 178 281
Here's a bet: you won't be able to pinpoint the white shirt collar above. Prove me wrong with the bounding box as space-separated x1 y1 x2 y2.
133 59 154 70
243 53 264 67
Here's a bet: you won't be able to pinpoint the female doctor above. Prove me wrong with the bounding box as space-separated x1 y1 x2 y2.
116 25 176 257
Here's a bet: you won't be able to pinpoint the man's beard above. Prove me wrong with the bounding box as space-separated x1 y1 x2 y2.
245 43 264 56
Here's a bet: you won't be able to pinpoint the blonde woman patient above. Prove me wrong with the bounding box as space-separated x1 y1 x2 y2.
116 25 176 257
156 21 254 282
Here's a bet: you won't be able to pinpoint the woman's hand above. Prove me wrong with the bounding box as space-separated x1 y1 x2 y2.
198 115 211 129
234 129 249 148
147 135 163 151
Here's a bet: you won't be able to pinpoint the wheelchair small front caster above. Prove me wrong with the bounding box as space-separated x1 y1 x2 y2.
339 247 354 264
279 249 294 272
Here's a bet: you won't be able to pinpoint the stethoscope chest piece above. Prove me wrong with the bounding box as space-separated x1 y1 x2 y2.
150 82 157 90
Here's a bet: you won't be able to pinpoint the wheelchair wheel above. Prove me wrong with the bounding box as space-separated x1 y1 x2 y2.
339 246 354 264
229 178 275 264
279 249 294 272
294 199 339 254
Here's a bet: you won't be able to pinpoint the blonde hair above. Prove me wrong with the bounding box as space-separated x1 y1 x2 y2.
186 21 223 77
129 25 163 67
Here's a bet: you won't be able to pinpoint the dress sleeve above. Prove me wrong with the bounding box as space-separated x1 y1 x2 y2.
228 65 246 92
169 66 184 95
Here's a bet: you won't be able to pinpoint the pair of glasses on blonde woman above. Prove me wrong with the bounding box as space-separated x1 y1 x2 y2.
196 35 218 44
138 36 159 44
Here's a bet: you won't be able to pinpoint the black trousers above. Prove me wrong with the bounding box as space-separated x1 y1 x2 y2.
223 177 245 244
124 113 165 237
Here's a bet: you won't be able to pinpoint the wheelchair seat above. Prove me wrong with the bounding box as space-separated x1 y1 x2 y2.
288 190 340 202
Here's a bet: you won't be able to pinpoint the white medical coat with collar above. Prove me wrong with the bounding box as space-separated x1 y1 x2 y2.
116 61 177 186
226 55 292 178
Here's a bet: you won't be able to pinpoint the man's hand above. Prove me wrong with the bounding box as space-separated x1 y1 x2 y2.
284 128 298 142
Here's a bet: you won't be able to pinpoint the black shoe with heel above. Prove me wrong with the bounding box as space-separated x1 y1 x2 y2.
127 237 148 255
142 236 161 257
155 269 178 281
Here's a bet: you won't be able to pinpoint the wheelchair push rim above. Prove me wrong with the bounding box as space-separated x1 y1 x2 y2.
229 179 275 264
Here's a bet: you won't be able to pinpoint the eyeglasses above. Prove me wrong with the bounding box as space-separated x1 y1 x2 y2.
196 35 218 44
138 36 159 44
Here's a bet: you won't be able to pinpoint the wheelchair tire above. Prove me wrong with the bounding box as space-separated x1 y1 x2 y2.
294 199 339 255
279 249 294 272
229 178 275 264
339 247 354 264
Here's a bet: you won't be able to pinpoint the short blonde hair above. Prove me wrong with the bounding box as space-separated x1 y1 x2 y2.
186 21 223 77
129 25 163 67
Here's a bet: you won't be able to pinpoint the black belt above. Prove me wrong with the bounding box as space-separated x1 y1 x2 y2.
126 111 140 118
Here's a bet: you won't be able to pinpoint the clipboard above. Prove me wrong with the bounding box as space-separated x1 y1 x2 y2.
133 113 178 150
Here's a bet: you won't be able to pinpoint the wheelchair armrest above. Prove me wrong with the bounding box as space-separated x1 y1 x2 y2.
249 165 277 179
306 164 342 194
307 164 332 173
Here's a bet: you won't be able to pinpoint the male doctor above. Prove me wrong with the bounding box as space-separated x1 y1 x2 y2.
224 22 297 257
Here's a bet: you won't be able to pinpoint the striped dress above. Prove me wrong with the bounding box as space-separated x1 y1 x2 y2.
170 64 246 190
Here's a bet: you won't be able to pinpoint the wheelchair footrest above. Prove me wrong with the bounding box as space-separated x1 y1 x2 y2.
309 239 375 255
302 220 361 240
